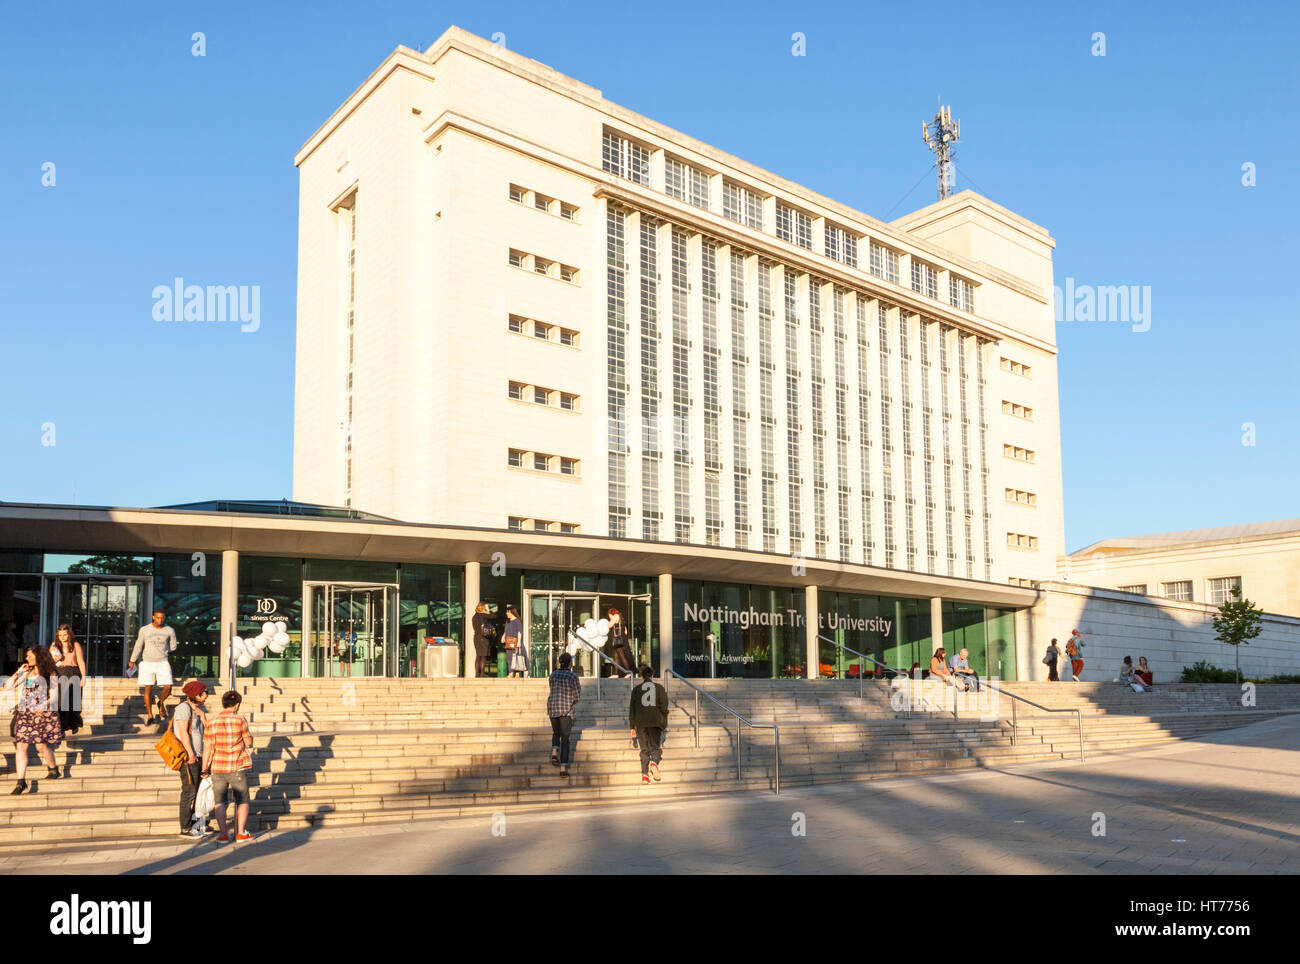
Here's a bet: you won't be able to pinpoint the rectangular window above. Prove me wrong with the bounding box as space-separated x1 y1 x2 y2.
776 203 813 249
533 257 552 276
533 453 550 472
560 457 578 476
911 260 938 299
532 387 551 406
824 224 858 267
508 449 525 468
559 523 579 534
508 315 526 334
870 243 900 284
1118 583 1148 595
949 275 974 312
665 157 711 209
560 202 578 221
533 322 552 340
508 516 525 531
1003 444 1036 463
560 393 578 411
508 382 526 400
509 184 527 204
508 249 525 268
1161 580 1193 601
722 180 764 229
559 329 578 347
602 130 651 186
1208 576 1242 605
1000 356 1032 378
534 192 553 212
559 264 579 284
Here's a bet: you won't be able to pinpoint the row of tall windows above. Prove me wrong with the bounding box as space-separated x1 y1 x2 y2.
600 209 1004 576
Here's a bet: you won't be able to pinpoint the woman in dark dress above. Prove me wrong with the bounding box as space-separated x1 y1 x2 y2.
471 602 496 677
49 624 86 734
607 608 635 677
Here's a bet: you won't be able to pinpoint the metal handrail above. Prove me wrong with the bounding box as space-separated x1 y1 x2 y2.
565 631 634 699
816 635 912 718
664 669 780 796
981 680 1085 761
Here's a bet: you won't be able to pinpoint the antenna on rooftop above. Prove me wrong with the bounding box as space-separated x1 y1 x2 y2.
921 99 961 201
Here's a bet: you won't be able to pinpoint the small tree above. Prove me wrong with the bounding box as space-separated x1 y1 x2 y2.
1211 586 1263 683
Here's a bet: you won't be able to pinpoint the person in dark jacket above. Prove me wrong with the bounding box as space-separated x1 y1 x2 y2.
628 665 668 784
607 608 635 677
471 602 495 678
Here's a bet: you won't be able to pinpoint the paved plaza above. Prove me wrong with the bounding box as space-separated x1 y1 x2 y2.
7 714 1297 875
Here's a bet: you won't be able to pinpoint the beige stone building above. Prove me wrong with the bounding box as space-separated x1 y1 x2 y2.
1060 519 1300 618
291 25 1065 587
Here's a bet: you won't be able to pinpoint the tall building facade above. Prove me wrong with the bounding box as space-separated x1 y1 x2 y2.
293 26 1064 586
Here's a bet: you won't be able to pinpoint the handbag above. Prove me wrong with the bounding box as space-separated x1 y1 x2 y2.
503 633 519 651
155 708 189 771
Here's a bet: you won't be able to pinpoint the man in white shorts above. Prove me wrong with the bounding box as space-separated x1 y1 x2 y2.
128 607 179 725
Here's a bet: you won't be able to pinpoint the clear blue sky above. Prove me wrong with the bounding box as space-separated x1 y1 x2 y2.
2 0 1296 552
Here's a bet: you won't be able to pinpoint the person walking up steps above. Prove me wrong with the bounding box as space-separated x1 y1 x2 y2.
1043 639 1060 682
128 607 179 725
546 652 581 777
1067 629 1085 681
628 665 668 785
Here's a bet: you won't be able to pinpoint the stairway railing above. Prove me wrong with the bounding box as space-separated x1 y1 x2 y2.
664 670 780 796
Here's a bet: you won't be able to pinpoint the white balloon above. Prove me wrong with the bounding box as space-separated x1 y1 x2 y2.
268 640 287 654
274 620 287 634
273 632 290 646
575 627 591 642
584 619 597 634
231 635 244 649
261 622 276 636
237 653 253 668
596 618 610 634
231 639 247 657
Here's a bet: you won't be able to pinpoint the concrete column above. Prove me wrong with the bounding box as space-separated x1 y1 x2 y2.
657 573 673 675
219 550 238 690
464 561 480 678
805 584 819 680
930 596 944 659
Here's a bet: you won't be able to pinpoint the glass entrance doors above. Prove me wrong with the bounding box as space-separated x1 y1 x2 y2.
303 582 397 678
45 575 152 677
523 591 653 678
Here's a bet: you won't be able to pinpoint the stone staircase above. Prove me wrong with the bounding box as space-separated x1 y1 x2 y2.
1 678 1295 854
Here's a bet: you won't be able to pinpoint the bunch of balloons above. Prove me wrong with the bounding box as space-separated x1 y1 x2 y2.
231 621 291 669
567 617 610 657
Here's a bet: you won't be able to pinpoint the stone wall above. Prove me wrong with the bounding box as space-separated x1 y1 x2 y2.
1023 581 1300 682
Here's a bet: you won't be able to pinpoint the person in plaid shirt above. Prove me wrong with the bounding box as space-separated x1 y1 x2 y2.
201 690 254 842
546 652 581 776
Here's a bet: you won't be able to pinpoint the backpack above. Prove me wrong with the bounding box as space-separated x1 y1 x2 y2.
155 706 190 770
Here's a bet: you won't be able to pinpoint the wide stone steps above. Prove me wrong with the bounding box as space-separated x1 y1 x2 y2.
4 679 1294 853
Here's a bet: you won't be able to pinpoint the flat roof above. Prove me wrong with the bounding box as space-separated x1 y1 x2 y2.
0 501 1036 608
1072 518 1300 556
